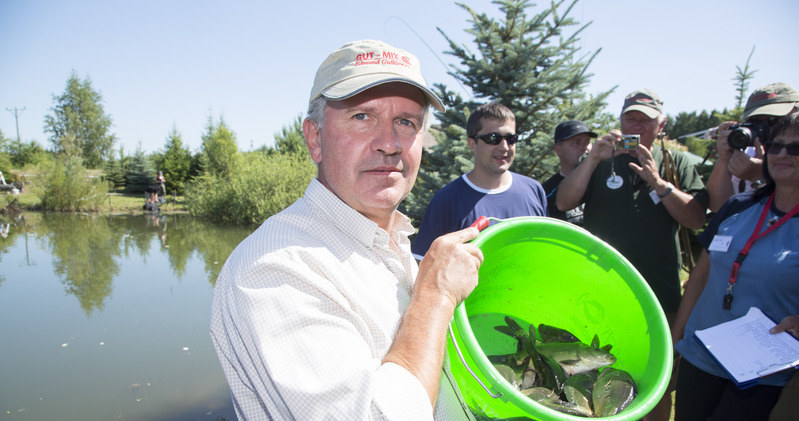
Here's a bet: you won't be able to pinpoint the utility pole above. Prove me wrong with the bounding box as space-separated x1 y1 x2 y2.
6 106 25 155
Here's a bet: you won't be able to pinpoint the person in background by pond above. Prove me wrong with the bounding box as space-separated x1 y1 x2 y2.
156 171 166 199
556 89 709 421
542 120 596 225
707 83 799 212
672 109 799 421
209 39 483 420
411 102 547 260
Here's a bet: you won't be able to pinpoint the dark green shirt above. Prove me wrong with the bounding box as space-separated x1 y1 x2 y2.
582 148 708 312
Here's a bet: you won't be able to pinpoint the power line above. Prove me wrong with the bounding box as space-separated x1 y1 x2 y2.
6 106 26 153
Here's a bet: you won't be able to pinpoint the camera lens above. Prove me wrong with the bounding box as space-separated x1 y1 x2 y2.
728 127 753 151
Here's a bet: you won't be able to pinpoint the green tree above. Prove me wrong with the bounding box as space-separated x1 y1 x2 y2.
200 115 239 177
403 0 615 223
272 115 309 158
43 70 116 167
103 148 128 189
733 46 757 110
125 145 154 194
185 151 315 225
11 140 49 168
35 156 110 211
0 128 11 178
154 126 192 194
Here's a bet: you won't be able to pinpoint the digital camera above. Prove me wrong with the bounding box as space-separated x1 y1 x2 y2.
620 134 639 150
728 120 770 151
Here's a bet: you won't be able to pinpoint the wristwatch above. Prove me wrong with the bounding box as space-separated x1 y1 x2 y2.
658 182 674 199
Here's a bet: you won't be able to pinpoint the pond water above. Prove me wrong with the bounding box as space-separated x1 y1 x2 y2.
0 212 255 421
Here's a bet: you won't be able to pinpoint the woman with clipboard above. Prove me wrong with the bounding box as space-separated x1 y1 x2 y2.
672 109 799 421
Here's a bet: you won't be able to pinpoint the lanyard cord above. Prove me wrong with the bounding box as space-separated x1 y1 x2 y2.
728 193 799 287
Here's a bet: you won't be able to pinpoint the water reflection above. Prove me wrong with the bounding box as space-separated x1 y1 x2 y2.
0 212 253 421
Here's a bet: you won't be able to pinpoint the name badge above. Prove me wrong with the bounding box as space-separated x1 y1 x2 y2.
649 189 661 205
708 235 732 252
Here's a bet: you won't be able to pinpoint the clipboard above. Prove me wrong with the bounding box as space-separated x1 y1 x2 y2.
693 307 799 389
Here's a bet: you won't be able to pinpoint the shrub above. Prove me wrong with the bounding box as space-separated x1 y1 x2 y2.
35 156 110 211
184 152 315 225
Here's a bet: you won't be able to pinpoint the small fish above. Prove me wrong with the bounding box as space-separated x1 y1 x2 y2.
590 334 600 349
536 342 616 376
493 364 519 389
528 340 567 392
592 367 637 417
487 350 528 372
563 372 596 417
522 387 589 417
521 368 537 389
539 324 581 343
520 386 559 403
495 316 534 353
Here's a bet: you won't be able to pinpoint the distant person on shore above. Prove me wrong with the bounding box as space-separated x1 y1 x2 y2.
156 171 166 198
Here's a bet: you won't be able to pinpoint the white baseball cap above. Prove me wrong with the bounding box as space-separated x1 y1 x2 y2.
309 39 444 111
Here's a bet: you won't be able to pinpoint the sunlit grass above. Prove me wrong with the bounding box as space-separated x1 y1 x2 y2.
2 187 187 213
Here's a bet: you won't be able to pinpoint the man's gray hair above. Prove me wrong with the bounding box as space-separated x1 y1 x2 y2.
306 95 433 133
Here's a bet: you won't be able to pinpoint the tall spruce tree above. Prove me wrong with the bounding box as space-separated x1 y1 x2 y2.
403 0 615 224
154 126 192 194
125 144 154 194
200 116 239 177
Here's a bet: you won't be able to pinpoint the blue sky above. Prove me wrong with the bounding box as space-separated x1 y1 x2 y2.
1 0 797 155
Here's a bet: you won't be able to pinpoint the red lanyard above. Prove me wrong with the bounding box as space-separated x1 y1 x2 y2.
727 193 799 288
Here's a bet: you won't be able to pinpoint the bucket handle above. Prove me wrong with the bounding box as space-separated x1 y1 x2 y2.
448 325 503 399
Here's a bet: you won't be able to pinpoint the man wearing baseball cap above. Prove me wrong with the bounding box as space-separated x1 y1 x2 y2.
707 82 799 211
557 89 709 420
542 120 597 224
210 40 482 420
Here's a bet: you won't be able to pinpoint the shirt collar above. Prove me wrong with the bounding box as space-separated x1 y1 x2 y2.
303 178 414 248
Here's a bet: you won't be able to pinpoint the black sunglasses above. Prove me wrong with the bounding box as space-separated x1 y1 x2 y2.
474 133 519 145
764 141 799 156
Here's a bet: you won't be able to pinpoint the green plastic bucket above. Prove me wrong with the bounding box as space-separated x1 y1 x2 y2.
447 217 672 420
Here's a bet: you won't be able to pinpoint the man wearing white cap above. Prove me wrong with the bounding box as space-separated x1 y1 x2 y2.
210 40 483 420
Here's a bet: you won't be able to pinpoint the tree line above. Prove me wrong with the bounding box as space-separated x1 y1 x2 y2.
0 0 757 225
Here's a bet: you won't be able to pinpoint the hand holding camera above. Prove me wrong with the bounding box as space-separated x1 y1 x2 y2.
727 120 770 151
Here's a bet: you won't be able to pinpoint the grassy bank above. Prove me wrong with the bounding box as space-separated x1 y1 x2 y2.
3 188 188 214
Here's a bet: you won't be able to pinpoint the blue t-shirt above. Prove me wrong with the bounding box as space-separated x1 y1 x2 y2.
675 192 799 386
411 172 547 259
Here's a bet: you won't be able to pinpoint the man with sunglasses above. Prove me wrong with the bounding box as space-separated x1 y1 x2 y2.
412 102 546 260
707 82 799 212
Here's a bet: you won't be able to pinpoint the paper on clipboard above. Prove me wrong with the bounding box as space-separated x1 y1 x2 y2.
694 307 799 387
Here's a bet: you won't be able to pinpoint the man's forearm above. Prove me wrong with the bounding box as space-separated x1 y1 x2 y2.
706 158 734 212
556 157 598 211
653 178 706 230
383 287 455 406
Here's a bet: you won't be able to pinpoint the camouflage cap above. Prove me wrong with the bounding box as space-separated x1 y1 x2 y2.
742 83 799 120
621 89 664 119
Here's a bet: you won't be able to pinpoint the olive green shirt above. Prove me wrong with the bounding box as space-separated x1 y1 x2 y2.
582 148 708 312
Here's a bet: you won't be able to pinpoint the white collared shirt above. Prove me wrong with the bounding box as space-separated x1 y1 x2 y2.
210 179 470 420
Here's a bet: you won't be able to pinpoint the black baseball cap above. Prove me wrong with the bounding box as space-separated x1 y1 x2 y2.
554 120 598 144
